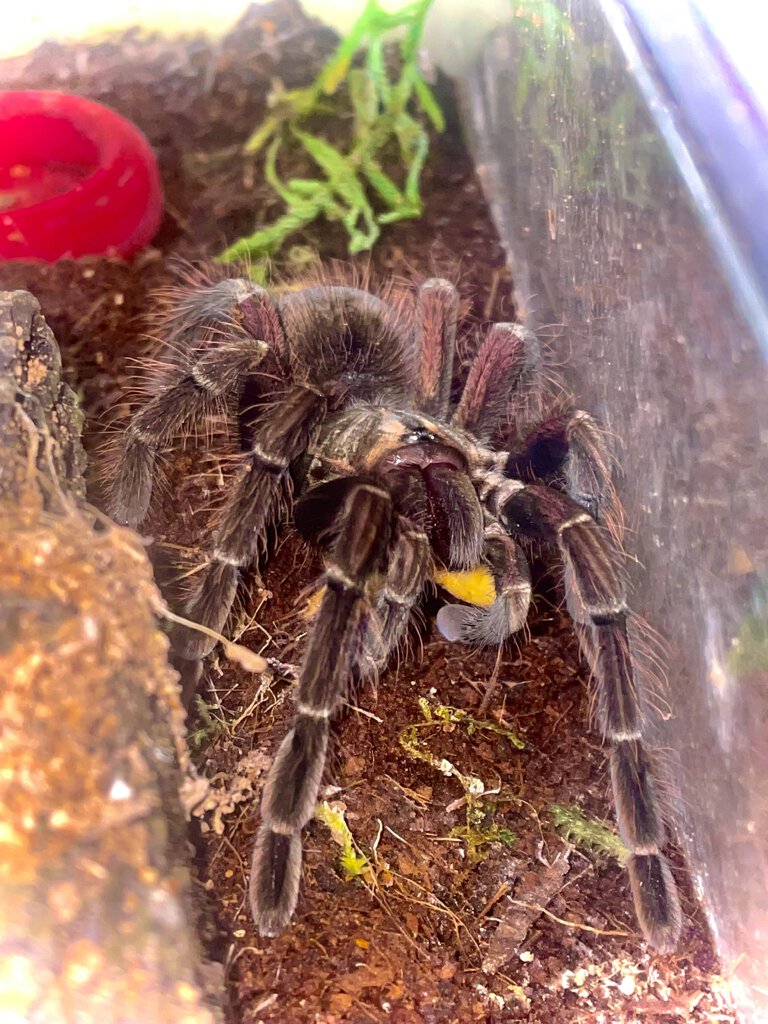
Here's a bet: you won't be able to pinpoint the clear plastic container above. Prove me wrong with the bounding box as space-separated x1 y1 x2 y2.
443 1 768 1019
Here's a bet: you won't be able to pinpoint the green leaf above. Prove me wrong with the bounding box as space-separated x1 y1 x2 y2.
294 130 354 182
218 202 321 263
550 804 628 863
366 36 392 107
362 158 405 208
315 801 371 880
413 75 445 131
349 68 377 135
282 178 325 197
243 114 281 156
294 129 375 225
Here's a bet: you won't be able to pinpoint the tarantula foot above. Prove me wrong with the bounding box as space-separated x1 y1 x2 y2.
628 853 682 953
250 826 302 938
110 432 155 528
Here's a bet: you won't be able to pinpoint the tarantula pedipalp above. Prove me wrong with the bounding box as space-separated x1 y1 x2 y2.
109 268 681 953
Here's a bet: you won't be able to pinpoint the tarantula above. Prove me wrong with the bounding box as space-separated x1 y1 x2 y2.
109 268 681 953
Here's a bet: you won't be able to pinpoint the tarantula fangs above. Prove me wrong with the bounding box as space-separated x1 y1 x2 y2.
109 267 682 953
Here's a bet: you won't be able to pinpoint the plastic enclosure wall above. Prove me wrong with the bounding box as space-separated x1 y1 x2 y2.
455 1 768 1020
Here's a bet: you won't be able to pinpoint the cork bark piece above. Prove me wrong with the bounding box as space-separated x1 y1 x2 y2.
0 291 222 1024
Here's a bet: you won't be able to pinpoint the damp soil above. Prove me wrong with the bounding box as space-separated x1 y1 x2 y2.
0 4 734 1021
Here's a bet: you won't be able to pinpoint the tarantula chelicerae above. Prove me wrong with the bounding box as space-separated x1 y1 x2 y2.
109 268 681 952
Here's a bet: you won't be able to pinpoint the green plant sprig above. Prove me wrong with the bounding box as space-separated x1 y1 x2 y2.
399 697 522 863
219 0 442 269
315 800 371 879
549 804 628 864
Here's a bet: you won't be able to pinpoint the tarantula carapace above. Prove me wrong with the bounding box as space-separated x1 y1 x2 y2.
109 268 681 952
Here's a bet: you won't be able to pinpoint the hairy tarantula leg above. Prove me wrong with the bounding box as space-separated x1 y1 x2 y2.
295 482 432 679
250 479 393 937
159 275 287 365
414 278 459 417
487 478 681 952
504 410 621 540
359 517 432 675
453 322 541 442
425 464 485 569
111 339 270 527
564 411 623 542
294 481 432 673
436 521 532 645
110 276 287 528
174 387 327 660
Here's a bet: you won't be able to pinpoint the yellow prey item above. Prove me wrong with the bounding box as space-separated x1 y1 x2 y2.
433 565 496 608
302 565 496 621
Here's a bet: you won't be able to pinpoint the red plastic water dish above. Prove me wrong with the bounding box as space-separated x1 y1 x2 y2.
0 90 163 261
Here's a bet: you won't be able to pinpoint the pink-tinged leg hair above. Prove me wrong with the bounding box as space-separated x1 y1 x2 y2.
453 322 541 442
414 278 460 417
564 410 623 544
294 478 433 678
